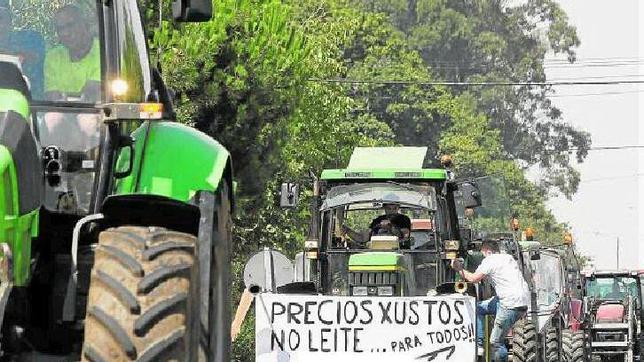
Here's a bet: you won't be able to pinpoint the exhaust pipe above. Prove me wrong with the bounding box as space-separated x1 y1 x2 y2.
454 281 468 294
435 281 473 296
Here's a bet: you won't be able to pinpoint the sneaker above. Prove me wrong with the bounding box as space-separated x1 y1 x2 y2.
477 346 484 356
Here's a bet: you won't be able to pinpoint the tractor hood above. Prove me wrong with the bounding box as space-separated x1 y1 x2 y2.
596 303 625 323
348 252 405 272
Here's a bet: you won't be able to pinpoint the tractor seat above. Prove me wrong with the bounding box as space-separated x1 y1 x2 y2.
0 57 30 100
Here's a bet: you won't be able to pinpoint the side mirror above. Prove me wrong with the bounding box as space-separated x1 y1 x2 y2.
530 250 541 260
280 182 299 208
172 0 212 22
458 181 482 208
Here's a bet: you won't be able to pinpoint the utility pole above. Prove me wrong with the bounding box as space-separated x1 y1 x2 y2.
616 237 620 269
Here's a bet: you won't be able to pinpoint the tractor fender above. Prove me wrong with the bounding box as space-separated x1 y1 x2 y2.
115 121 234 208
100 193 201 236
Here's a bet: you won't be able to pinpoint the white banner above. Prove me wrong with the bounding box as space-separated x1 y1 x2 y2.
255 293 476 362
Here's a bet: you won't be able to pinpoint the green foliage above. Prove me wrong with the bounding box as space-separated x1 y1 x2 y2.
353 0 590 198
439 94 566 243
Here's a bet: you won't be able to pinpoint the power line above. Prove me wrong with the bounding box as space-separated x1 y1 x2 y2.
580 174 644 184
549 74 644 81
422 60 644 71
548 89 644 98
427 57 644 66
544 56 644 62
544 62 644 69
427 56 644 64
306 78 644 87
588 145 644 151
566 145 644 152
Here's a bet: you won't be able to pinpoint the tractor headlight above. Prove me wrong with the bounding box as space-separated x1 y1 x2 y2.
352 286 368 296
377 286 394 296
110 79 128 97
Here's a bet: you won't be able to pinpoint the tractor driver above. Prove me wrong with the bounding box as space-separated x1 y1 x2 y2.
369 203 411 238
42 4 101 151
44 4 101 102
342 203 411 244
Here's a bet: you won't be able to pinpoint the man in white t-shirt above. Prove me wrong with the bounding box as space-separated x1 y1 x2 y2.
451 240 530 361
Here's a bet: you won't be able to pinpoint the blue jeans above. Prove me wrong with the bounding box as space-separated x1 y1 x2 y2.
477 297 526 362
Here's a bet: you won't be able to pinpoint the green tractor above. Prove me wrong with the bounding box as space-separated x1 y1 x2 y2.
283 147 481 298
0 1 234 360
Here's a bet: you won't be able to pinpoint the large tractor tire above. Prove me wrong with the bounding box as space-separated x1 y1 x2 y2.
81 226 199 361
562 329 586 362
545 325 560 361
512 318 538 362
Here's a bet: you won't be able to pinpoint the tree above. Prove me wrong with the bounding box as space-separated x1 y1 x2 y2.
352 0 591 198
440 93 567 243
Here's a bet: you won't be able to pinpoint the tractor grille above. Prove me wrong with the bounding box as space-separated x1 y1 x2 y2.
595 331 626 343
349 271 398 286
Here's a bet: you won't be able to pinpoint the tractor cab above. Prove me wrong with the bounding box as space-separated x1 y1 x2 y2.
296 147 481 297
584 271 641 305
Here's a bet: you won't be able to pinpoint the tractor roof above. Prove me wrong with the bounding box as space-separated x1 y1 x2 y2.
586 270 639 278
321 147 447 181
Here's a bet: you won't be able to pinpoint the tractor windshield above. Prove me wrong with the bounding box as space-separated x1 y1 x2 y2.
322 183 437 249
586 276 640 303
320 183 440 296
529 252 563 308
35 109 101 214
0 1 102 102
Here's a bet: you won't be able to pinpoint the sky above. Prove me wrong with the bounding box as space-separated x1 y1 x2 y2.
545 1 642 270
